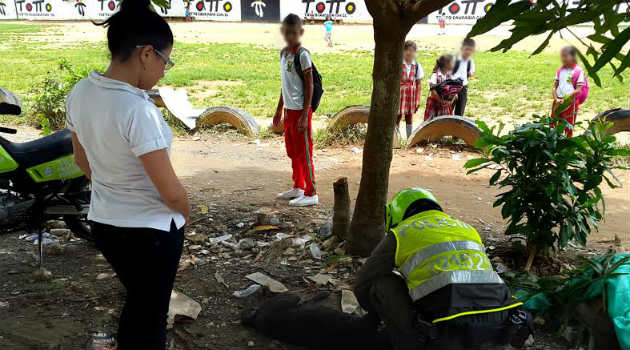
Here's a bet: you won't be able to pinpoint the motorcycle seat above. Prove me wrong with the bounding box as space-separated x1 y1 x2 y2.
0 128 73 169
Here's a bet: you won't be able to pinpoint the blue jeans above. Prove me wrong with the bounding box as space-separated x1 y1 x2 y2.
93 220 184 350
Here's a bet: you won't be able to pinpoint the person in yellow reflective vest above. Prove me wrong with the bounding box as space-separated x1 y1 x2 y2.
354 188 532 349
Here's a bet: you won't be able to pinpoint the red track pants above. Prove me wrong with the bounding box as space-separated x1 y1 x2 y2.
284 108 317 196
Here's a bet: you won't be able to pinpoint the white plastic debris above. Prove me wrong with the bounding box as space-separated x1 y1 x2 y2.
293 235 312 247
232 284 262 298
309 242 322 260
349 147 361 154
274 232 292 241
308 273 335 287
236 222 245 228
167 291 201 329
96 272 115 280
208 234 232 244
246 272 288 293
451 153 462 161
341 290 360 314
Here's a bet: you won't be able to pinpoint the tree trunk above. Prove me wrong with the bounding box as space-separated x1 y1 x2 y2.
524 244 537 272
347 20 405 256
333 177 351 240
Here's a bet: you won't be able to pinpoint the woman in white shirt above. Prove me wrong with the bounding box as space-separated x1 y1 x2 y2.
66 0 189 348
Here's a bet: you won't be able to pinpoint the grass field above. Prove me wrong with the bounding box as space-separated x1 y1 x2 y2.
0 22 628 129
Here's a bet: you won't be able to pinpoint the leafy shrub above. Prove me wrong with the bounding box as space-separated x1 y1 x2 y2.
315 123 368 147
465 116 628 271
28 59 97 132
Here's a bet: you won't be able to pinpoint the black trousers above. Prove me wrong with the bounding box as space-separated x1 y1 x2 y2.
455 85 468 117
367 274 512 350
93 220 184 350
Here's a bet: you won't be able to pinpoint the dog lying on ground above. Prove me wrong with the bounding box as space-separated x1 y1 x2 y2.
241 292 391 350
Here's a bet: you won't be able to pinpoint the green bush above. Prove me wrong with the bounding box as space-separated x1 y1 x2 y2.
465 116 628 271
28 59 97 132
315 123 368 147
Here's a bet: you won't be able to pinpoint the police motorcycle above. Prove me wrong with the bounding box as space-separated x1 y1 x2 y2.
0 88 91 265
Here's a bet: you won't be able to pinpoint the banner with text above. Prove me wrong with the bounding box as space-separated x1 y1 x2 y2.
241 0 280 22
280 0 371 23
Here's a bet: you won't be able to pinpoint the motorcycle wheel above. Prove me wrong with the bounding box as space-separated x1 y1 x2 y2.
63 216 94 242
63 177 93 242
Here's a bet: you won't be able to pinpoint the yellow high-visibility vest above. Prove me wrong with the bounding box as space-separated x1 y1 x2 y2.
390 210 522 323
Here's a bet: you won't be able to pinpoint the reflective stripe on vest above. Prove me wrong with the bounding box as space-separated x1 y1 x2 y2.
408 269 504 302
399 240 485 276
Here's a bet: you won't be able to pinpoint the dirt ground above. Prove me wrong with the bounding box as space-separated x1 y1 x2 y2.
0 126 628 349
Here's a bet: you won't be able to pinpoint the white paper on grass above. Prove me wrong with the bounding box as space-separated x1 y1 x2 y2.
158 86 204 130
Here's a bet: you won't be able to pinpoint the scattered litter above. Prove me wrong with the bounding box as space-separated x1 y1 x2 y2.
167 291 202 329
341 289 360 314
292 235 312 247
415 147 424 154
214 272 229 288
236 222 245 228
284 248 296 255
208 234 232 244
22 232 59 245
187 232 208 243
220 240 239 251
248 340 255 347
308 273 335 287
495 263 508 274
232 284 262 298
0 301 8 308
197 205 209 214
424 155 433 161
192 136 201 141
96 272 115 280
49 228 71 236
255 208 281 226
255 225 279 231
188 245 202 250
246 272 288 293
274 232 292 241
310 242 322 260
32 268 52 281
86 332 117 350
451 153 462 161
238 238 256 251
349 147 361 154
317 221 333 239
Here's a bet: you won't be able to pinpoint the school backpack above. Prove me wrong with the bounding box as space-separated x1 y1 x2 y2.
294 47 324 112
556 66 589 105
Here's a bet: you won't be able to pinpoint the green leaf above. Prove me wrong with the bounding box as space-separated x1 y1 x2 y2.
464 158 491 169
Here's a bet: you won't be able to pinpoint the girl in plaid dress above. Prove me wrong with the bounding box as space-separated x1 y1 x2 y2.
397 41 424 139
424 55 455 121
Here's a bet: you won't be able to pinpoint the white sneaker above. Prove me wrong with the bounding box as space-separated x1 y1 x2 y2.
276 188 304 200
289 194 319 207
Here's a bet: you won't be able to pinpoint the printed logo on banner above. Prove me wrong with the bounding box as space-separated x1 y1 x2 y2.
241 0 279 22
0 0 7 16
192 0 233 18
96 0 119 17
436 0 493 22
303 0 357 18
15 0 54 17
75 0 86 16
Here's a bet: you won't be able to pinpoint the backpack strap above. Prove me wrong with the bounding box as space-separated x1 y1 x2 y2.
467 60 471 74
294 47 308 82
453 59 461 75
571 67 583 88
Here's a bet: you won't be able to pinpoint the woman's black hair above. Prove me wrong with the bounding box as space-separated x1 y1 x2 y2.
95 0 173 62
282 13 303 27
432 54 453 73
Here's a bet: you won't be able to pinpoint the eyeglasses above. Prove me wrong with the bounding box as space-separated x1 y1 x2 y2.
136 45 175 71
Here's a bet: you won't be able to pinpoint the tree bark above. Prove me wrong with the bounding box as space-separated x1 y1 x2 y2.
347 0 455 256
347 17 405 256
333 177 351 240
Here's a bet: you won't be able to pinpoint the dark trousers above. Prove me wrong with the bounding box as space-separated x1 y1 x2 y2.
367 274 510 350
93 221 184 350
455 85 468 116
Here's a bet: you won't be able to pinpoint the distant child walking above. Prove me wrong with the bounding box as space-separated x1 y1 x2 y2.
551 46 588 136
453 38 476 116
424 54 456 120
324 15 334 47
397 40 424 139
273 14 318 207
438 15 446 35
